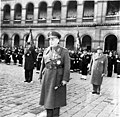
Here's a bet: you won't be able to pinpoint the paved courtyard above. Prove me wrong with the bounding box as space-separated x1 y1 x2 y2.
0 62 120 117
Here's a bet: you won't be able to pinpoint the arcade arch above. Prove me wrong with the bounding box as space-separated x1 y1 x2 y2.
104 34 117 51
66 35 75 50
81 35 92 51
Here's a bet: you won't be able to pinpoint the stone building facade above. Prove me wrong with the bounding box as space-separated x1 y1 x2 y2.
1 0 120 53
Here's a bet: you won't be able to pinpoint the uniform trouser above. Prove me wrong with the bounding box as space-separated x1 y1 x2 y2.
46 107 60 117
93 84 100 93
25 69 33 82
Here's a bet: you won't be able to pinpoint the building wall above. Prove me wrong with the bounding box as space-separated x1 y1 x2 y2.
1 0 120 53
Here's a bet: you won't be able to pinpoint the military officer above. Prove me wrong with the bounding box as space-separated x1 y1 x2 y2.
24 43 36 83
89 46 108 94
39 31 70 117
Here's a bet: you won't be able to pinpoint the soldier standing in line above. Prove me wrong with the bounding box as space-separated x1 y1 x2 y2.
107 51 114 77
89 46 108 95
18 46 24 66
24 43 36 83
12 47 18 65
80 48 91 80
38 31 70 117
36 48 43 73
5 47 12 65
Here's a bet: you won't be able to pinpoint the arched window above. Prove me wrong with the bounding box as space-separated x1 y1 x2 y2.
14 4 22 20
3 34 9 47
106 1 120 20
66 1 77 22
82 35 92 51
26 3 34 23
52 1 61 23
83 1 94 22
66 35 74 50
38 35 45 48
3 4 10 23
14 34 20 47
104 34 117 51
38 2 47 23
14 4 22 24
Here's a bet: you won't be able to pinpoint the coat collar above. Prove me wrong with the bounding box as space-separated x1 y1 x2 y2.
94 53 104 60
45 45 62 55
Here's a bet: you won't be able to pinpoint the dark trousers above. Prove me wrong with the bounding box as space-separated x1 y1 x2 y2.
93 84 100 93
25 69 33 82
46 108 60 117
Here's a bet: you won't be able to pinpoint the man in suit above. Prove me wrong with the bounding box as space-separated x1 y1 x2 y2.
89 46 108 95
24 43 36 83
39 31 70 117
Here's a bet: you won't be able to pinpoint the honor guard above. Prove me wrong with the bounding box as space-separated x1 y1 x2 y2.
18 46 24 66
36 48 43 72
5 47 12 65
107 52 114 77
80 48 91 80
12 47 18 65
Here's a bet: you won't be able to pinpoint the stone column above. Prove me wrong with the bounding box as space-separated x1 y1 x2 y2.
77 3 83 23
47 6 52 24
21 8 26 24
33 5 39 24
10 9 14 24
96 1 103 23
1 10 3 24
11 36 14 48
101 1 107 23
61 5 67 23
94 1 98 22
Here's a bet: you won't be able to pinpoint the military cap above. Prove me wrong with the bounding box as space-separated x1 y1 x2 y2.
82 47 87 51
96 46 102 50
48 31 61 39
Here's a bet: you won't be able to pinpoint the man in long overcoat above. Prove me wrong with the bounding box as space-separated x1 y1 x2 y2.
89 46 108 94
24 43 36 83
39 31 70 117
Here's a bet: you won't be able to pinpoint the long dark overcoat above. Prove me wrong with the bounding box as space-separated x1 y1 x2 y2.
39 45 70 109
89 53 108 85
24 47 36 70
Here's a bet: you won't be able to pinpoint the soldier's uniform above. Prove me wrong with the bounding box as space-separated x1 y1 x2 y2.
5 47 12 65
12 47 18 65
18 47 24 66
107 52 114 77
39 31 70 117
81 48 91 80
24 45 36 83
36 50 43 71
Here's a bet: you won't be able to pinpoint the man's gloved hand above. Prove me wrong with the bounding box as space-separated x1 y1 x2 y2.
62 80 67 86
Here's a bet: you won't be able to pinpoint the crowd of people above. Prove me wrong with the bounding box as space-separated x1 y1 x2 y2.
69 49 120 79
0 45 120 79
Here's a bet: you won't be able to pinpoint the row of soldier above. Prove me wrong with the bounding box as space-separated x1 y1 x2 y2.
0 45 120 79
0 46 24 66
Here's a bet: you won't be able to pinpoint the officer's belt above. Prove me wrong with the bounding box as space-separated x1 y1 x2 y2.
45 64 63 69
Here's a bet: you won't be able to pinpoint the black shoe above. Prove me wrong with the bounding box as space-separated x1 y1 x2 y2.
96 92 100 95
92 91 97 94
24 80 28 82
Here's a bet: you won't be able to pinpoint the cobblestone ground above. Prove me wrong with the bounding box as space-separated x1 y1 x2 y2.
0 62 120 117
